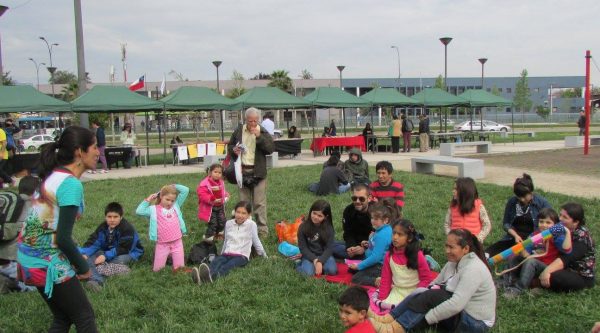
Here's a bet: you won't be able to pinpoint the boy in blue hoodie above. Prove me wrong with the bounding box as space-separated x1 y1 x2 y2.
80 202 144 290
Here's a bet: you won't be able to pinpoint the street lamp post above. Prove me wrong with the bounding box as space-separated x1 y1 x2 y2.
391 46 401 92
337 65 346 136
0 5 8 86
28 58 46 90
439 37 452 132
477 58 488 130
39 36 59 97
478 58 487 87
212 60 224 140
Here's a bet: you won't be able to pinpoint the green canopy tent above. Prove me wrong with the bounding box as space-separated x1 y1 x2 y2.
303 87 372 136
161 86 240 140
71 86 165 165
360 87 420 125
234 87 311 137
0 85 71 113
411 88 469 132
459 89 513 131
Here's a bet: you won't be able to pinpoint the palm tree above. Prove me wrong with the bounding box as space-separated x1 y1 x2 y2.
268 70 293 92
61 81 79 101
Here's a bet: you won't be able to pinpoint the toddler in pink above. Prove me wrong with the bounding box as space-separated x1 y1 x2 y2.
136 184 189 271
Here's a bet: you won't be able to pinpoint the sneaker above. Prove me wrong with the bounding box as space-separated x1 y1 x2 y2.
198 263 213 283
191 267 202 285
101 169 108 174
86 281 103 292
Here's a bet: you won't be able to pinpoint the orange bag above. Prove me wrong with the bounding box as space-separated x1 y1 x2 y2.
275 215 304 244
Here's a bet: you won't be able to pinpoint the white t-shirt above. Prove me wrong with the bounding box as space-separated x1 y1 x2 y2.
261 118 275 135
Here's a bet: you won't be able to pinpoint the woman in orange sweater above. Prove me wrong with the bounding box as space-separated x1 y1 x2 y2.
444 177 492 242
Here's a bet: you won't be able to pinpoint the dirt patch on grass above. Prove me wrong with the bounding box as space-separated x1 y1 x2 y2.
478 147 600 177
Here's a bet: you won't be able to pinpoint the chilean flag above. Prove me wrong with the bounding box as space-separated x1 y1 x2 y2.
129 75 145 91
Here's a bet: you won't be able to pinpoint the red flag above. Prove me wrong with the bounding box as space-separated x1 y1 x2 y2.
129 75 145 91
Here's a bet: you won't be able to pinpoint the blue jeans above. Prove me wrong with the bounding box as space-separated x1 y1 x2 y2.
296 257 337 276
87 252 133 284
308 182 352 194
332 241 348 259
391 293 490 332
209 254 249 280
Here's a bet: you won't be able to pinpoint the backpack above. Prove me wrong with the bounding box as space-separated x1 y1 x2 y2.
0 191 25 241
187 240 218 265
406 119 414 132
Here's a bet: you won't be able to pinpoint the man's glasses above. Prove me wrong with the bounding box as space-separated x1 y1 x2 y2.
351 196 367 203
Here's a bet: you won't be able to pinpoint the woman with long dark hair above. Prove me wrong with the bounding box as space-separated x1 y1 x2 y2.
17 126 99 332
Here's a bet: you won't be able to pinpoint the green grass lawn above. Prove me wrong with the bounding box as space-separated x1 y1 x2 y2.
1 166 599 332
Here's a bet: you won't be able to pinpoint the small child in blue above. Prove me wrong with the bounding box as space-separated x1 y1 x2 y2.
80 202 144 290
296 199 338 277
347 201 393 286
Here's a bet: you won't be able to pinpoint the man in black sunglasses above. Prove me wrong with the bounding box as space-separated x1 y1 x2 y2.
333 184 373 259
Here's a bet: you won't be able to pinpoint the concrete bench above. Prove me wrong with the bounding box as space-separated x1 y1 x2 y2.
266 152 279 168
500 131 536 138
440 141 491 156
564 135 600 147
411 156 485 179
203 155 226 169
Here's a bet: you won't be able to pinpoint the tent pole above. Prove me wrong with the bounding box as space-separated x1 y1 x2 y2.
342 108 347 136
145 111 149 164
163 106 167 168
219 108 224 141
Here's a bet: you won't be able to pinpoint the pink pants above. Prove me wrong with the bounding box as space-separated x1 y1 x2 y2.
153 238 185 271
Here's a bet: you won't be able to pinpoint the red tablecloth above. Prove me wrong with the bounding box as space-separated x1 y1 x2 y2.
310 136 366 154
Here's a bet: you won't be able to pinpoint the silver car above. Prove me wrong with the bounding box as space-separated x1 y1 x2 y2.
454 120 511 132
20 134 55 151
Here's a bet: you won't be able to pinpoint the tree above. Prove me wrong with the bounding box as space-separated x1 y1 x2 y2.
250 72 271 80
434 74 445 89
560 88 582 98
299 69 313 80
267 70 293 92
2 71 15 85
491 85 501 96
536 105 550 120
49 70 77 84
225 70 247 99
514 69 533 113
168 70 188 81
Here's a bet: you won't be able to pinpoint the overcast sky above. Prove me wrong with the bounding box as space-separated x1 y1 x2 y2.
2 0 599 86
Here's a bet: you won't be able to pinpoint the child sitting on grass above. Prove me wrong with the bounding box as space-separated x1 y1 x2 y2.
338 286 376 333
374 219 434 308
136 184 189 272
347 201 393 286
80 202 144 291
503 207 572 298
444 177 492 242
197 163 229 242
296 199 338 277
191 201 266 284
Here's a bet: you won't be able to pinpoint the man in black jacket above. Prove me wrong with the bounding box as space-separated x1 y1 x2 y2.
227 108 275 237
418 114 430 152
333 184 373 259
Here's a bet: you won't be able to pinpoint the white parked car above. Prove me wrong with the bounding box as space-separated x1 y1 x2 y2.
20 134 55 151
454 120 511 132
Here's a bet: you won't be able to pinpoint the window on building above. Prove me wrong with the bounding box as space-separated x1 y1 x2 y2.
498 88 503 92
506 88 512 93
534 88 539 93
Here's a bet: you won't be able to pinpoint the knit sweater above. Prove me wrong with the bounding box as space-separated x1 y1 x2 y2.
424 252 496 326
221 219 267 259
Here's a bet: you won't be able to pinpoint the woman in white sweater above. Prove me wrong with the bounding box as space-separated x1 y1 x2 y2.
370 228 496 333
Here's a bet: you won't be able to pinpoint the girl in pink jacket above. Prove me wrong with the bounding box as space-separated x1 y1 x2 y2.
197 164 229 242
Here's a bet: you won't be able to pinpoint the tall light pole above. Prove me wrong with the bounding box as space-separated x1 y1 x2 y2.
74 0 89 128
337 65 346 136
391 46 401 92
337 65 345 89
0 5 8 86
439 37 452 132
39 36 59 97
28 58 46 90
478 58 487 87
212 60 224 140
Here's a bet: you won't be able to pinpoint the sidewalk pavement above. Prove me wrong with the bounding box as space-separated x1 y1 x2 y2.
83 140 597 199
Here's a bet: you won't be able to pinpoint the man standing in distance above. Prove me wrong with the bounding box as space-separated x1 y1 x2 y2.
228 108 274 237
333 184 373 259
577 110 586 136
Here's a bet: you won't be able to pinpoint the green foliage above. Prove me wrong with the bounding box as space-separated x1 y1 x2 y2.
560 88 582 98
267 70 293 92
369 81 382 89
1 167 599 332
299 69 313 80
535 105 550 120
1 71 15 85
49 70 77 84
225 70 246 99
491 85 501 96
251 72 272 80
434 74 444 89
61 81 79 101
514 69 533 113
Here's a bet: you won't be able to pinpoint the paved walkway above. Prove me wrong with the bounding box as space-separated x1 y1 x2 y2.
82 140 598 199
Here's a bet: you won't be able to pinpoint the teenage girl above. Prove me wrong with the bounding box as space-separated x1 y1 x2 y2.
348 201 394 286
197 163 229 241
444 177 492 242
375 219 434 307
296 200 338 277
136 184 189 272
192 201 267 284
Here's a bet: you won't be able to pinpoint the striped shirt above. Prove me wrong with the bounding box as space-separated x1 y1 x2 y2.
369 179 405 207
